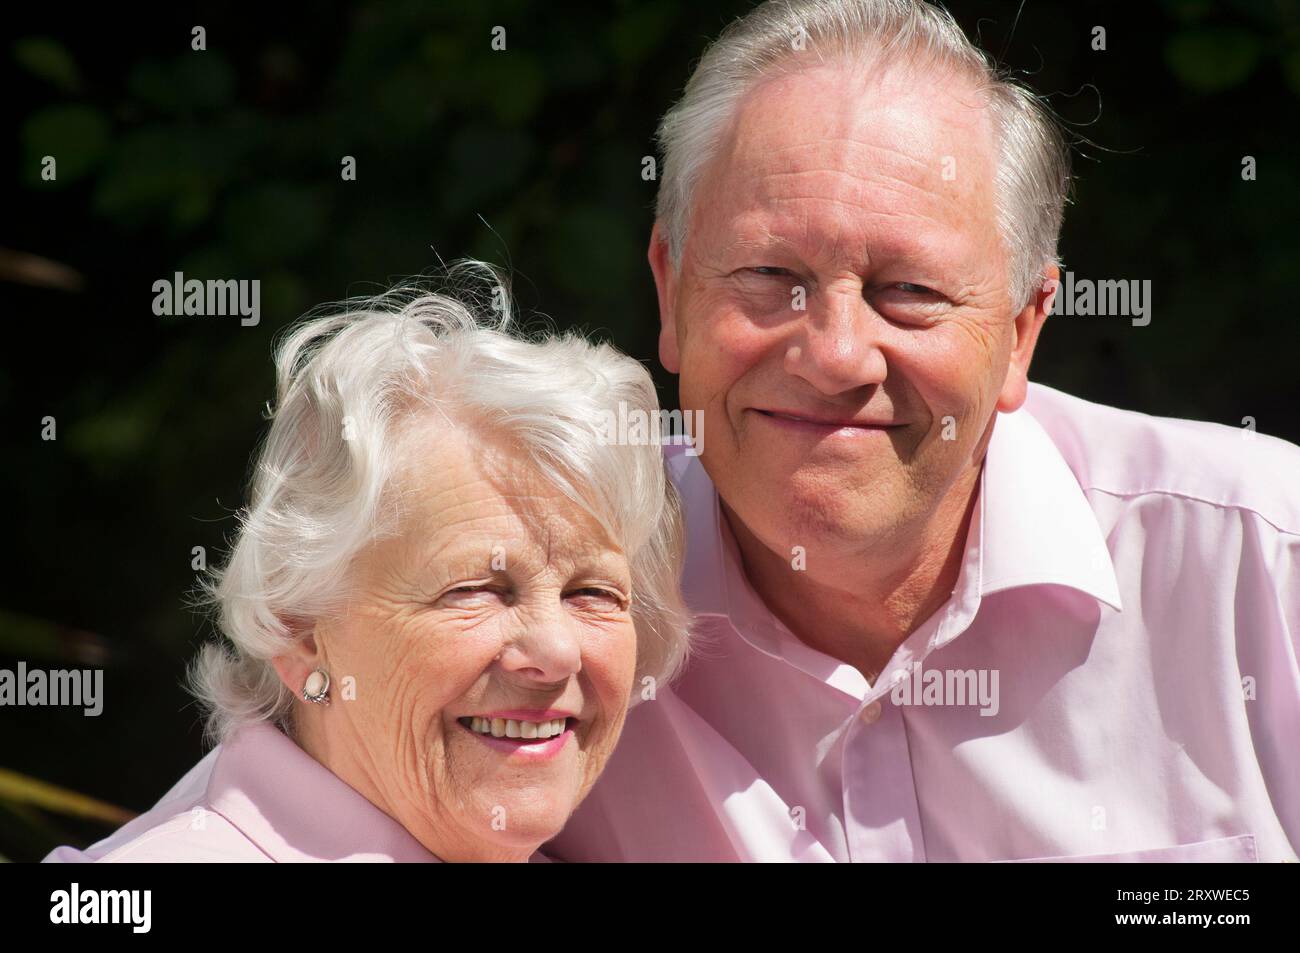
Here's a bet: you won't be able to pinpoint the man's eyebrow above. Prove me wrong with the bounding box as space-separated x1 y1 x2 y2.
727 217 960 267
727 230 797 252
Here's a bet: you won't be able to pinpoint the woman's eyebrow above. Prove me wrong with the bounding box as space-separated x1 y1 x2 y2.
410 542 506 578
571 551 633 584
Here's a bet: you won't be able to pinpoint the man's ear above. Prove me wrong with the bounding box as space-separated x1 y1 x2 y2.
648 222 681 374
996 262 1057 413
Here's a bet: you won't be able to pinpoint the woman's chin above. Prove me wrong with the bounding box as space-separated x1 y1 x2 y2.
464 805 571 859
452 777 582 853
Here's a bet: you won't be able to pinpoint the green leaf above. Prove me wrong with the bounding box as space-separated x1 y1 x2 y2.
1165 28 1261 92
128 54 236 113
220 184 328 264
441 126 535 216
607 2 677 66
12 36 80 92
1284 49 1300 98
547 205 639 301
20 105 110 185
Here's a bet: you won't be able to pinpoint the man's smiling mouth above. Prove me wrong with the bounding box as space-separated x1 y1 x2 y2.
753 408 900 431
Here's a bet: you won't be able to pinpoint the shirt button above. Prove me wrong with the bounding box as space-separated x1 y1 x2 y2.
859 701 882 725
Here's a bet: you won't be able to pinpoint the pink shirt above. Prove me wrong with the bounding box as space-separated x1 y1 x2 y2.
43 721 456 862
545 383 1300 862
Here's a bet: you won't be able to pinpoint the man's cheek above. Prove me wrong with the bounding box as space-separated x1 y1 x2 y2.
680 342 736 415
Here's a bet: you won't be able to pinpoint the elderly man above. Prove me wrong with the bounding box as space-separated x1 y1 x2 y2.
546 0 1300 862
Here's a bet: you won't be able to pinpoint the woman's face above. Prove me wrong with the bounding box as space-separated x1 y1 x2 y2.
292 421 639 861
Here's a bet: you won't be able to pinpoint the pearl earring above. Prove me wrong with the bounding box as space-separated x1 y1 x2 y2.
302 668 331 705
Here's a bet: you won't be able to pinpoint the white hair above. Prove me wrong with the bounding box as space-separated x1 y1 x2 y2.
189 262 691 745
654 0 1072 310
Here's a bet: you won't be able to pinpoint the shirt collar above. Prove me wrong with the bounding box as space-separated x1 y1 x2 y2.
979 401 1123 612
670 402 1123 650
205 721 442 862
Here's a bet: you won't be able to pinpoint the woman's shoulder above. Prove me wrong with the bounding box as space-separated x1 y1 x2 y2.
43 743 268 863
93 809 273 862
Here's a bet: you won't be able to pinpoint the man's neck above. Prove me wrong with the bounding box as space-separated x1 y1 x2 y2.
722 466 982 684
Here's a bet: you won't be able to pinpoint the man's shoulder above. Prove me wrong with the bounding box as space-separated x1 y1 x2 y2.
663 439 704 471
663 440 717 504
1024 382 1300 536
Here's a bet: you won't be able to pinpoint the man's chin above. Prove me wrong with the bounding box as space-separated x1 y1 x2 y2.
728 485 910 549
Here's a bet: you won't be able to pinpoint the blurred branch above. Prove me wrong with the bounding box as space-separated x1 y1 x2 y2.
0 609 112 665
0 247 85 291
0 767 135 825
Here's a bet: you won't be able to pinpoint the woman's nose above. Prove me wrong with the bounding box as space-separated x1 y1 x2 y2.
496 612 584 683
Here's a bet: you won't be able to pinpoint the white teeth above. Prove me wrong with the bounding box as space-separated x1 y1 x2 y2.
467 716 569 741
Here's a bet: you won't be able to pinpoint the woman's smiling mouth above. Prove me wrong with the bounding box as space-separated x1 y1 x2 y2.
456 711 578 759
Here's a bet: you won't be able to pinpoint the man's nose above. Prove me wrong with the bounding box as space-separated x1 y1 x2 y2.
783 285 888 396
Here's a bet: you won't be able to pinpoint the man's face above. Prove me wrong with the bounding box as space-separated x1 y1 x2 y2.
654 60 1045 558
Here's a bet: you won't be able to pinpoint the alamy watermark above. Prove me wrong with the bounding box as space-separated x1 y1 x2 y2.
889 660 1000 716
0 662 102 716
1045 271 1151 327
50 883 150 933
152 272 260 326
593 400 704 456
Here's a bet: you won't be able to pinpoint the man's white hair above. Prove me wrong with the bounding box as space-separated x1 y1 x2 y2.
189 262 691 745
654 0 1072 310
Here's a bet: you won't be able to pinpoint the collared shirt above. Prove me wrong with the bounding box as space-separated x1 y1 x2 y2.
42 721 449 862
546 382 1300 862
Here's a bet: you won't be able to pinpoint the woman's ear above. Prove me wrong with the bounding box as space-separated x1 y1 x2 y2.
269 618 323 697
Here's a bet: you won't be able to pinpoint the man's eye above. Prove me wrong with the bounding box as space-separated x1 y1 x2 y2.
894 282 936 294
746 266 790 277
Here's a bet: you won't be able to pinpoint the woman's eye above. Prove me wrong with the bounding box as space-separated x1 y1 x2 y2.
565 587 627 609
441 585 507 603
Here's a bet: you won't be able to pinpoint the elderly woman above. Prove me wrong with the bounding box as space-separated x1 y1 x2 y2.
43 266 690 862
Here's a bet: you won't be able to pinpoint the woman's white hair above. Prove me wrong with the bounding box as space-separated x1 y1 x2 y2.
189 262 691 746
654 0 1072 310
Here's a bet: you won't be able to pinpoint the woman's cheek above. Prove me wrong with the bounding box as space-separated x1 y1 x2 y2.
587 620 639 704
423 611 505 664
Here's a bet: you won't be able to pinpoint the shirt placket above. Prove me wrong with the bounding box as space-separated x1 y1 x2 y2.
842 696 926 861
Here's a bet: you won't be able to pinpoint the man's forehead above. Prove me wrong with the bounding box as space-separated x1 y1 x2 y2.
697 61 998 258
731 60 992 154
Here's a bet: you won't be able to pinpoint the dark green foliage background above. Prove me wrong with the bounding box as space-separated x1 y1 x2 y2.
2 0 1296 860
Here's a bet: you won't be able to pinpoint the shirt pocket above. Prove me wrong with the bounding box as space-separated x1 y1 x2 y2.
998 834 1257 863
